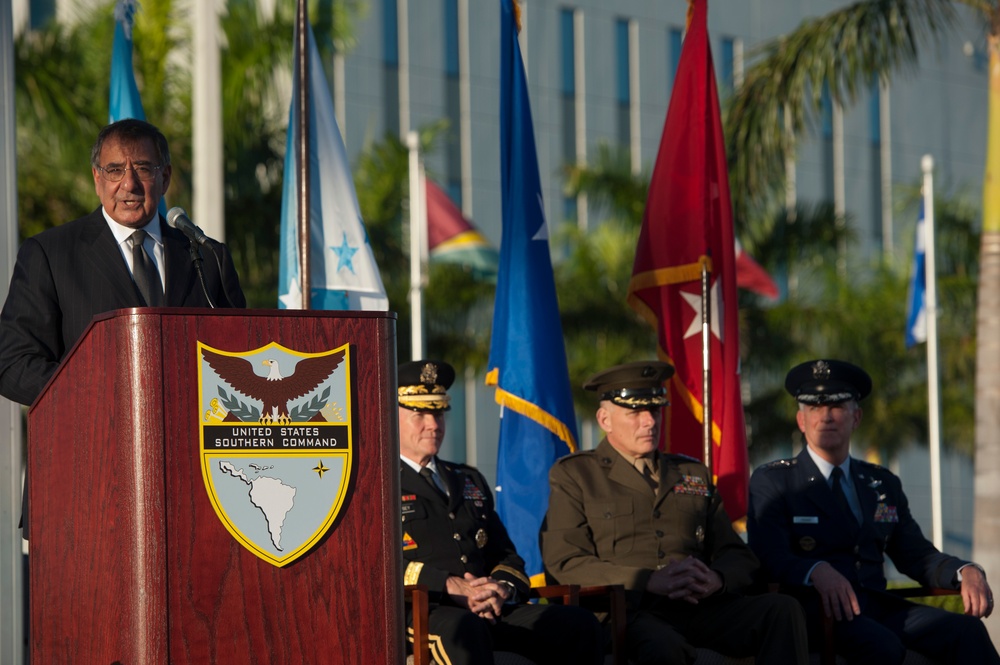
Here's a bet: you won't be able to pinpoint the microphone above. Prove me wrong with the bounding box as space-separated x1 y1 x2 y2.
166 207 210 246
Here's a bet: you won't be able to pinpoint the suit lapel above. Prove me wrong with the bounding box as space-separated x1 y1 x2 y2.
437 460 466 511
596 440 652 498
161 222 198 306
401 464 446 504
78 210 144 305
852 461 878 527
797 449 860 537
655 459 684 507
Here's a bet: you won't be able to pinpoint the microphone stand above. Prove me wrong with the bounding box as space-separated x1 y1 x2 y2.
188 242 217 308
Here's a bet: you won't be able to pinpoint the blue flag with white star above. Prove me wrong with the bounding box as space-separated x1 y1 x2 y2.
486 0 578 584
905 202 927 347
278 18 387 310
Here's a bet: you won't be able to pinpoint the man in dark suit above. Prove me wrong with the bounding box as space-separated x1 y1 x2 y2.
748 358 999 664
0 119 245 406
541 361 808 665
397 359 602 665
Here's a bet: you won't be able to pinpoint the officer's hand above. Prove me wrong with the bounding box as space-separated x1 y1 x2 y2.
958 565 994 618
809 562 860 621
447 573 506 622
646 557 722 603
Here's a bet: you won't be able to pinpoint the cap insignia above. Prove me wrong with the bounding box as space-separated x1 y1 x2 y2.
420 363 438 385
811 360 831 380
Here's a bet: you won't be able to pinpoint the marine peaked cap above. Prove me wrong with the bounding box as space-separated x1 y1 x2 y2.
583 360 674 409
398 359 455 412
785 359 872 404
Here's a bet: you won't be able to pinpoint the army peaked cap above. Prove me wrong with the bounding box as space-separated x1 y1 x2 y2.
583 361 674 409
398 359 455 412
785 359 872 404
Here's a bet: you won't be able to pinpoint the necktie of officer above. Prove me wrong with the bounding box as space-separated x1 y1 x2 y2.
129 230 163 307
419 467 448 500
831 466 860 528
636 456 658 493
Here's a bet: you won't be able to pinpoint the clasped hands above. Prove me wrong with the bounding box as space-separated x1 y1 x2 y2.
646 556 723 603
809 561 995 621
446 572 513 623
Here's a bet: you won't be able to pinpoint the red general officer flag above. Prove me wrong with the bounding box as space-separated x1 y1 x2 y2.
626 0 748 519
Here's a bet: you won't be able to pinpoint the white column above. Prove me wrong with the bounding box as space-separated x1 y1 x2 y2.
334 52 346 135
193 0 225 240
0 1 25 662
407 132 424 359
922 155 943 550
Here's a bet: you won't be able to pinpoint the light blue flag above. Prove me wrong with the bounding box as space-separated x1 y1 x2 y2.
278 19 388 311
109 0 145 123
487 0 578 584
109 0 167 216
905 202 927 348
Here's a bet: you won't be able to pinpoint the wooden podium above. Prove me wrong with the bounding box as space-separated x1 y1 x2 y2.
27 308 402 664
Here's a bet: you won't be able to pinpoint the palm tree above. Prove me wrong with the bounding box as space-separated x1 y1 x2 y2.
725 0 1000 631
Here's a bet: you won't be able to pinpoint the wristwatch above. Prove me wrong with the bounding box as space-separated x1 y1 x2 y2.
498 580 518 603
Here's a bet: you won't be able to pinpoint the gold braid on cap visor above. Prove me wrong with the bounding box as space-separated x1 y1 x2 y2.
398 384 451 409
611 395 670 408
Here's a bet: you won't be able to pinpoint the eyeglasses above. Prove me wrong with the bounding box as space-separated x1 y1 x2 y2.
96 164 163 182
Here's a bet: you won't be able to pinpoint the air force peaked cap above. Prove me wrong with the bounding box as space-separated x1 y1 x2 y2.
583 361 674 409
785 359 872 405
398 359 455 411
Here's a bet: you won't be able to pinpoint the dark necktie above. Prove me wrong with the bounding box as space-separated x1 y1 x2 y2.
129 230 163 306
419 467 447 500
831 467 859 528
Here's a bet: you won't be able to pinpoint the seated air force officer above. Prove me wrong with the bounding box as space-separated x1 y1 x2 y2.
542 361 808 665
748 359 1000 665
397 359 602 665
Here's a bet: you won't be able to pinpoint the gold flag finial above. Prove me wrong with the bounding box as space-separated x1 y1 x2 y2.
512 0 522 34
686 0 695 31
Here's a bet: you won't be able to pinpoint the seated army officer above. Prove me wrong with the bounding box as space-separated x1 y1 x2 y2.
748 359 1000 665
541 361 809 665
397 359 603 665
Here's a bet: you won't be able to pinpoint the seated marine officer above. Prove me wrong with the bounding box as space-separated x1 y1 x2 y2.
397 359 603 665
541 360 809 665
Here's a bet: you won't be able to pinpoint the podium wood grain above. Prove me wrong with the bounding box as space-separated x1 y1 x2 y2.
29 309 402 664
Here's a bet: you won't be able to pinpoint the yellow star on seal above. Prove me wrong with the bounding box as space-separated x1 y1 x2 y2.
313 460 330 478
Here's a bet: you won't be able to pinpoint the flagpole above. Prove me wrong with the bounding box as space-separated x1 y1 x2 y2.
407 130 424 358
295 0 311 308
701 259 712 470
922 154 943 549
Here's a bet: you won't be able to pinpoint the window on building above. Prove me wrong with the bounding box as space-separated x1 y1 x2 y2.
444 0 459 78
720 37 735 96
669 26 684 87
383 0 401 137
616 18 631 148
561 8 578 221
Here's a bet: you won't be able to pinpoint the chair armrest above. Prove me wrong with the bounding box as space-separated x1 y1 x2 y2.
530 583 580 605
404 584 430 665
889 586 959 599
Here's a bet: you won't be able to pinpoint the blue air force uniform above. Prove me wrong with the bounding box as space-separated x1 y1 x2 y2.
748 359 999 665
